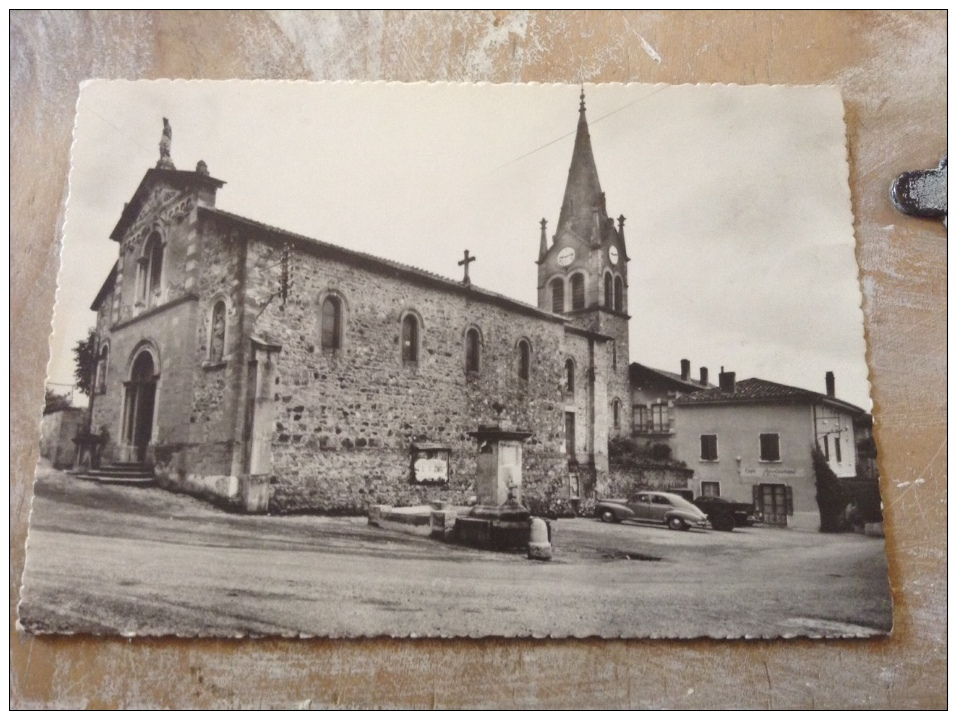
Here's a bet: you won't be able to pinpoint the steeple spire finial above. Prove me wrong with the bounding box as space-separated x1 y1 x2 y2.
580 85 586 114
538 218 548 262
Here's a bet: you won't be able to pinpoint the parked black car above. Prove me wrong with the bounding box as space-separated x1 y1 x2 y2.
692 496 762 532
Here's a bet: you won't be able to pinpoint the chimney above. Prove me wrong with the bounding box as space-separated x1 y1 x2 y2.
700 366 709 386
825 371 835 398
680 359 691 381
719 370 736 394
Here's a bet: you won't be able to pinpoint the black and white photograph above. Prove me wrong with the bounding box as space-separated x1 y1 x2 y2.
20 80 892 638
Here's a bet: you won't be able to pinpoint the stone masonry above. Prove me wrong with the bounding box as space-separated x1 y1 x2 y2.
87 96 630 516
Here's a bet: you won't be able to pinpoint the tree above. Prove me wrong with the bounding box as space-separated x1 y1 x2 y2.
44 388 72 414
73 328 96 397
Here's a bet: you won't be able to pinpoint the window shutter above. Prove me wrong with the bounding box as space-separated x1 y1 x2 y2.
571 274 585 310
785 486 794 516
551 280 564 313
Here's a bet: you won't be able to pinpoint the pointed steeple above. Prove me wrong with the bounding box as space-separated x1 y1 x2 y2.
555 89 607 244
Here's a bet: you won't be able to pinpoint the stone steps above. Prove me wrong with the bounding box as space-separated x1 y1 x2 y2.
71 462 155 487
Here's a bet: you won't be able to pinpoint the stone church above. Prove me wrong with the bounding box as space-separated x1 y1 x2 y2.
87 95 632 515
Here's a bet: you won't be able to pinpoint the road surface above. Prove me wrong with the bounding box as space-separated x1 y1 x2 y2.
19 463 893 639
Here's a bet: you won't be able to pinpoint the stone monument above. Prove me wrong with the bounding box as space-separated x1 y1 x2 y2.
453 404 550 553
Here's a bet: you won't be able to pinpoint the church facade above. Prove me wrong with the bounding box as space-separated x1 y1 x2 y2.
86 96 632 515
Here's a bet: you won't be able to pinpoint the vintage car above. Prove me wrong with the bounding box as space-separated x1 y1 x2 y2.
693 496 762 531
595 491 710 531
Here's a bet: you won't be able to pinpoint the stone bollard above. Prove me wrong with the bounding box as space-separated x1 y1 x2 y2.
527 517 552 561
430 508 458 541
367 504 392 527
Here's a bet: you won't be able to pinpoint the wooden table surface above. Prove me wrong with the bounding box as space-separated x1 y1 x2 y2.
11 11 946 709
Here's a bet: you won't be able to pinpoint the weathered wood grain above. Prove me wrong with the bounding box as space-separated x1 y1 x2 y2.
11 10 946 709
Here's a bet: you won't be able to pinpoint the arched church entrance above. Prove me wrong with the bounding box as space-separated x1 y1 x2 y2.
122 349 158 463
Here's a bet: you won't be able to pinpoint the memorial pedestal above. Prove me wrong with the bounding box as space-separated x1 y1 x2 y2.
451 421 550 553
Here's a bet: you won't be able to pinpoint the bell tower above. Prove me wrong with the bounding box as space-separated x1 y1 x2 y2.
537 90 630 355
537 89 633 493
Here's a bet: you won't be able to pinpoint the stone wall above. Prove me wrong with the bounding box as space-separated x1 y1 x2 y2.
596 310 632 441
112 184 197 325
38 408 85 469
606 463 694 498
562 332 592 470
92 182 208 482
245 235 569 515
169 221 249 501
92 297 200 465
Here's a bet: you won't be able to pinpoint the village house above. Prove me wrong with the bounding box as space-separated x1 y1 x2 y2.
84 95 631 515
672 370 869 530
628 359 712 448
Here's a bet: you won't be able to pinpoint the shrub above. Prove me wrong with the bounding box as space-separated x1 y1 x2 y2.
812 446 849 532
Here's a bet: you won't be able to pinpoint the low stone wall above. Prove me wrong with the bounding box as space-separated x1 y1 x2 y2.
39 408 85 469
606 463 694 498
267 444 568 516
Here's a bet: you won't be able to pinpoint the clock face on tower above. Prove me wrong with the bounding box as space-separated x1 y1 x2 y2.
557 247 576 267
609 245 619 265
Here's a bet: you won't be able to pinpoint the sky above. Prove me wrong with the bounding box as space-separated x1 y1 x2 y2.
49 80 871 410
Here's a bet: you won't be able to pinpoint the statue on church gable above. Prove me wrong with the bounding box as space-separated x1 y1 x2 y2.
157 117 175 170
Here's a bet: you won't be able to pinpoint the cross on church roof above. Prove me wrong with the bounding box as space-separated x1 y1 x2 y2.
458 249 476 286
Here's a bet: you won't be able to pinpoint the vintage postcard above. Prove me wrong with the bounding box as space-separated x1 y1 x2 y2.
20 81 891 638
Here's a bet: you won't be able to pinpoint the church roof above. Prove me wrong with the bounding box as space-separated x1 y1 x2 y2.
555 92 609 244
90 261 118 310
109 167 225 243
676 377 865 415
199 207 569 325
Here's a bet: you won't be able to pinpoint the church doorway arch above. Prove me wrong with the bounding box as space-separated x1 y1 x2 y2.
122 347 159 463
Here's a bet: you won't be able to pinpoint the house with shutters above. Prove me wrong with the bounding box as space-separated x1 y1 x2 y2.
672 370 869 530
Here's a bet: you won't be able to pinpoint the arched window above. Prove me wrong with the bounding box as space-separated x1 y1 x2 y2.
551 279 565 313
614 275 624 313
96 343 109 394
138 232 165 306
518 340 530 381
604 272 613 308
209 300 227 362
612 399 622 429
148 237 164 294
401 313 419 364
611 340 617 370
565 358 575 394
321 295 342 351
465 328 481 373
570 273 585 310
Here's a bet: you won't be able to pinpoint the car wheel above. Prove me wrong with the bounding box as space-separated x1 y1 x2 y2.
600 510 617 524
666 516 685 531
711 514 735 532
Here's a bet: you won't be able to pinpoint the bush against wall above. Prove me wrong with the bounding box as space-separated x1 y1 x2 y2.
812 446 850 532
607 437 693 498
